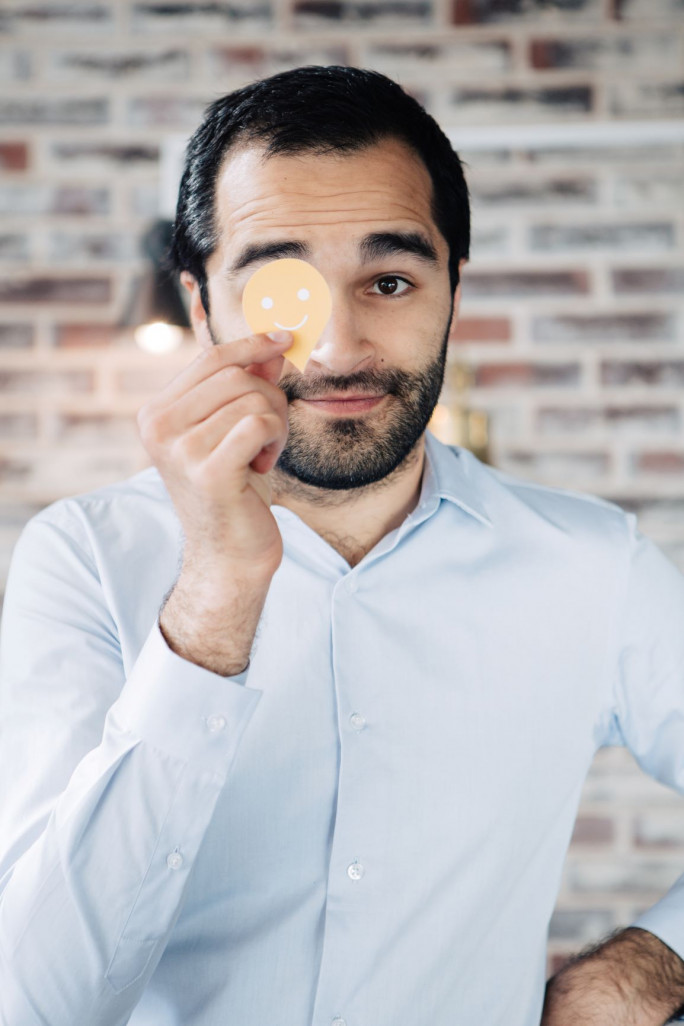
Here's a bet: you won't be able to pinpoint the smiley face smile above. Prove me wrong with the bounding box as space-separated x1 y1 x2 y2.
274 315 309 331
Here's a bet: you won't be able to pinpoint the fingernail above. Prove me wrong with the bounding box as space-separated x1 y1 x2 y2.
267 330 292 344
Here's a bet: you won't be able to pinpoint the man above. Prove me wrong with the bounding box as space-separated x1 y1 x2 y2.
1 65 684 1026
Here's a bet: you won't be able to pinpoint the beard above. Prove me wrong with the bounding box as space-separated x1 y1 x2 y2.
275 320 451 491
208 312 452 492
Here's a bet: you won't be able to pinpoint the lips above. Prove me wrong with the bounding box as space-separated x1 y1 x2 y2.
299 393 386 413
308 393 384 402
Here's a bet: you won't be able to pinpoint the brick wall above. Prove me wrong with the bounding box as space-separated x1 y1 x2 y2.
1 0 684 982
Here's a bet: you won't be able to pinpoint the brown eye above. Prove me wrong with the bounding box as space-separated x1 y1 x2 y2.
372 275 411 297
377 277 398 295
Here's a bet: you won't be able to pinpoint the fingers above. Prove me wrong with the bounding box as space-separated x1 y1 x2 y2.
162 365 289 440
205 411 285 479
139 331 292 418
176 391 288 468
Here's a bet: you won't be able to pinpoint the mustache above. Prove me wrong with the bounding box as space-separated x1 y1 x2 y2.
279 366 413 402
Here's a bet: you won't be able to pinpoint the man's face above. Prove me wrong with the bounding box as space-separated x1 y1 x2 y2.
201 136 457 491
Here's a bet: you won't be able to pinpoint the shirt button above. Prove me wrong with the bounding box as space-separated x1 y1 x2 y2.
349 712 366 731
206 713 226 733
346 576 358 594
166 849 183 870
347 860 364 881
332 1019 347 1026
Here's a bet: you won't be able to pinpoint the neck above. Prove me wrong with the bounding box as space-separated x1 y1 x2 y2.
270 435 427 568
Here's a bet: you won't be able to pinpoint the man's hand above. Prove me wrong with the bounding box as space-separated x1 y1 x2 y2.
541 927 684 1026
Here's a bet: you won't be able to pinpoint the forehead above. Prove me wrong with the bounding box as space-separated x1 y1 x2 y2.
211 137 439 247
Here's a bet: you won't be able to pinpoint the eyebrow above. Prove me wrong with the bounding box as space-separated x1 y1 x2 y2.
359 231 438 266
227 239 308 279
225 230 439 280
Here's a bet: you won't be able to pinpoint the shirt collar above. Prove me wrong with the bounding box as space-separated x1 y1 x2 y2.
420 429 493 528
271 430 494 531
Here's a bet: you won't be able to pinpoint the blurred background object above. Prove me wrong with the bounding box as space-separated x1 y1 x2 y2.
1 0 684 980
120 218 189 353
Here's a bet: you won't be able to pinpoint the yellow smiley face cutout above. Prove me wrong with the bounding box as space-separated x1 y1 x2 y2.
242 257 332 372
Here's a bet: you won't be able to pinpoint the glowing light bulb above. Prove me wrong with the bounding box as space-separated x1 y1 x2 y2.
134 321 184 354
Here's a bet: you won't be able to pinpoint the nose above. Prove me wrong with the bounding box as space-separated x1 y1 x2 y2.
307 296 373 377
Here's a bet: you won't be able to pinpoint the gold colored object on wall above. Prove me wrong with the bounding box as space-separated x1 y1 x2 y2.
429 362 492 466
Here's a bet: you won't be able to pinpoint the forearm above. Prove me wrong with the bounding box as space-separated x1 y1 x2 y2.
0 619 261 1025
542 927 684 1026
159 565 271 677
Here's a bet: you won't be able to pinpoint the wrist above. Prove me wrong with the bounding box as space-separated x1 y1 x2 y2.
542 928 684 1026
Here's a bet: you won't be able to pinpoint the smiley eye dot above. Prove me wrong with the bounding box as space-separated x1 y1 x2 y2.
297 288 310 301
261 296 274 310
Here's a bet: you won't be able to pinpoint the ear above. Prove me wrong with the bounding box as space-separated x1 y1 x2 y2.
448 258 467 333
180 271 213 349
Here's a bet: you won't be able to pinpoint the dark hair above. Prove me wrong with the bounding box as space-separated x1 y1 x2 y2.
171 65 470 314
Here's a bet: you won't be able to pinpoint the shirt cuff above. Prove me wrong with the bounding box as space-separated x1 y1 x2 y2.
106 615 263 778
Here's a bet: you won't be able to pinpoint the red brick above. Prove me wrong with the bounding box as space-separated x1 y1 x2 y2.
462 270 589 299
0 142 28 170
449 317 511 343
362 39 511 74
0 278 111 304
612 268 684 293
533 312 676 343
48 49 189 81
55 323 116 347
131 2 272 32
453 0 600 23
52 142 158 165
531 222 674 252
601 360 684 387
293 0 434 26
633 451 684 474
208 43 349 78
470 177 597 206
448 85 593 122
529 34 679 71
475 362 580 388
570 816 614 845
0 5 113 32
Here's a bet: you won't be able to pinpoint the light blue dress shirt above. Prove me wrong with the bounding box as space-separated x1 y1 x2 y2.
2 429 684 1026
